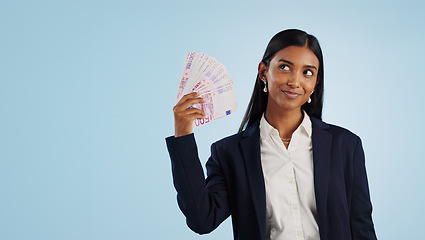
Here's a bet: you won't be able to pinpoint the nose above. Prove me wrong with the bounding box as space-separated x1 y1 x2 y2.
287 72 301 88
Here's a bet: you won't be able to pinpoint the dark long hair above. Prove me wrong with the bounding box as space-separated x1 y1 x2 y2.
238 29 324 132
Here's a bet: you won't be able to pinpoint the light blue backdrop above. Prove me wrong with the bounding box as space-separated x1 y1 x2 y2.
1 0 424 239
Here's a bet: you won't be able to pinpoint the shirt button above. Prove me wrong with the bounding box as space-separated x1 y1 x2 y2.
289 179 294 184
297 231 303 237
292 205 299 210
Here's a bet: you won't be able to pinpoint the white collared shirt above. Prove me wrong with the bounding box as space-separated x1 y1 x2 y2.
259 112 320 240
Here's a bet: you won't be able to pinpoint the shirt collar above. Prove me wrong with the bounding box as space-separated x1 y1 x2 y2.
300 111 312 137
260 113 276 141
259 111 312 140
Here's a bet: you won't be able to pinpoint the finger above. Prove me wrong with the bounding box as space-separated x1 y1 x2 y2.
185 108 206 117
175 107 206 120
189 113 207 121
174 92 202 111
175 92 200 106
182 112 206 122
174 97 205 112
179 97 205 111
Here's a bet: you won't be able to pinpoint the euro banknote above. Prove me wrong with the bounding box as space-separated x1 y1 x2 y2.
177 52 237 127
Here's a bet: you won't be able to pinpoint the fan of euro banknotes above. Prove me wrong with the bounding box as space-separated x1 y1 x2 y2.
177 51 237 128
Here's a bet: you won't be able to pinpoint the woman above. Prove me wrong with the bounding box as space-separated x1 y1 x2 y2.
166 29 377 240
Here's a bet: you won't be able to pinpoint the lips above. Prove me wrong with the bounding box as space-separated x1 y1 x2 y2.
282 90 302 99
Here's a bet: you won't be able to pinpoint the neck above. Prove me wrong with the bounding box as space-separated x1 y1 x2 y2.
264 106 303 139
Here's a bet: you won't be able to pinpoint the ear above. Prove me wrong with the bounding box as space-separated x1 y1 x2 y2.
258 62 268 80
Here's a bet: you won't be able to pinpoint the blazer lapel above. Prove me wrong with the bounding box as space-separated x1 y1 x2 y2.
239 122 266 239
311 117 332 239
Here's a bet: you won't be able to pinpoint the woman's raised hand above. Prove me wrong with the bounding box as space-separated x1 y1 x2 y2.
173 92 206 137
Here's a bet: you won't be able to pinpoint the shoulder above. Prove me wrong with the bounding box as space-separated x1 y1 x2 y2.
213 131 245 149
311 117 361 143
328 123 360 139
212 122 260 152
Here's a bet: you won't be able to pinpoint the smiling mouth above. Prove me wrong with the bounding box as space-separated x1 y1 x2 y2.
282 90 301 98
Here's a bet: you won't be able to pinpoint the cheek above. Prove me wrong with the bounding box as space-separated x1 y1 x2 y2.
267 78 280 90
268 73 287 87
304 81 317 93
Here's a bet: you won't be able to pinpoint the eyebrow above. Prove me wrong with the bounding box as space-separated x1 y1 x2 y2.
278 59 318 70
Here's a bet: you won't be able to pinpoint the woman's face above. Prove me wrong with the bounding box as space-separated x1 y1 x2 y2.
260 45 319 113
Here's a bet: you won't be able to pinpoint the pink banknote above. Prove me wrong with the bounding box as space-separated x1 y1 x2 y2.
177 52 237 127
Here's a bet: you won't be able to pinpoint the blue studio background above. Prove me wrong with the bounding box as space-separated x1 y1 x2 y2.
1 0 424 239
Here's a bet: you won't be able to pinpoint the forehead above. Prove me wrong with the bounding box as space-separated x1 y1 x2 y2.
272 45 319 67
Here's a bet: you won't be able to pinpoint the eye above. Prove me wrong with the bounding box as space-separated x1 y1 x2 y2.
304 69 314 76
279 64 290 71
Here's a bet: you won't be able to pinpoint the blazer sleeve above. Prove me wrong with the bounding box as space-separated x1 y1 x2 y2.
350 137 377 239
166 134 230 234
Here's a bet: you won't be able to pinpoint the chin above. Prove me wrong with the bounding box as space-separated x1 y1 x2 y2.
277 104 303 112
268 96 304 113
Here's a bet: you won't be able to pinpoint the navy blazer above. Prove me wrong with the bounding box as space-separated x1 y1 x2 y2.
166 117 377 240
